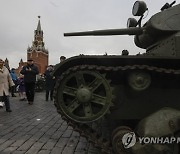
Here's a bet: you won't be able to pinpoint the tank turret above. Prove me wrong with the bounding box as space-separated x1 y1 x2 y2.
64 1 180 56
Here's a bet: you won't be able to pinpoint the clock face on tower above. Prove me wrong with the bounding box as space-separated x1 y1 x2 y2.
37 37 42 41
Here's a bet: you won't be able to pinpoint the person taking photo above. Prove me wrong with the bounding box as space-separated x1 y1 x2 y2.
20 59 39 105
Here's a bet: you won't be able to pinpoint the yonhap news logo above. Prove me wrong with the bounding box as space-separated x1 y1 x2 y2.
122 132 180 148
122 132 136 148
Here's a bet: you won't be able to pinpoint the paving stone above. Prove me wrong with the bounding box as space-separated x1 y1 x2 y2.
50 131 63 140
18 119 29 124
45 127 57 136
25 142 44 154
0 140 15 152
52 123 62 129
62 147 75 154
17 140 34 151
11 132 27 140
12 150 26 154
31 121 42 126
58 125 68 132
62 121 67 126
12 126 25 133
0 138 7 145
11 135 32 147
71 131 80 137
39 126 51 132
27 128 39 135
62 129 73 138
87 143 101 154
56 119 64 124
38 150 50 154
0 132 16 144
79 136 88 143
40 117 53 124
0 124 8 131
2 146 18 153
74 152 87 154
0 125 20 136
67 126 73 130
55 138 69 148
20 122 33 128
46 119 57 126
29 131 45 142
75 141 88 152
0 92 101 154
22 125 35 132
87 151 100 154
66 136 79 148
51 147 63 154
42 140 56 150
36 123 45 129
38 134 51 143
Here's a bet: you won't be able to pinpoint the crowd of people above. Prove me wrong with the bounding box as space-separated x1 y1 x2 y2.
0 56 66 112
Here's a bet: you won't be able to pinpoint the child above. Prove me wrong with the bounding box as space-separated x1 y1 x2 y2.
17 74 26 101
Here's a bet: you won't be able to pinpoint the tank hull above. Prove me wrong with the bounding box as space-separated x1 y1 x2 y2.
53 55 180 153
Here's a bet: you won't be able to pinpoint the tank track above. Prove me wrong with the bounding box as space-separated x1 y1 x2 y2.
53 64 180 154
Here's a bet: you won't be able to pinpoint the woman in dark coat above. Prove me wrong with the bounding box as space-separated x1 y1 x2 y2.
44 65 56 101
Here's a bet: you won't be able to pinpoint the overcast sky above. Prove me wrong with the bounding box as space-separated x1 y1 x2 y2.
0 0 179 68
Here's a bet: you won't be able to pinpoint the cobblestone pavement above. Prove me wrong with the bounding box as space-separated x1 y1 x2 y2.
0 92 101 154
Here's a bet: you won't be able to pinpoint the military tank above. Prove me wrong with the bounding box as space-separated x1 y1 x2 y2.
53 1 180 153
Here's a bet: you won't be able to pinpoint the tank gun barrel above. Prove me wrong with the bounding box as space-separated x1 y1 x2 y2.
64 27 144 37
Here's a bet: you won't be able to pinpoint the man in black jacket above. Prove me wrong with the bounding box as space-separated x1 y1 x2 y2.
20 59 39 105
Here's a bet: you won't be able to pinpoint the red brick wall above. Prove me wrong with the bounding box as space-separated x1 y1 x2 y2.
16 62 27 76
27 51 48 74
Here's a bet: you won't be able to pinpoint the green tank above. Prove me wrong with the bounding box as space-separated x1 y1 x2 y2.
53 1 180 153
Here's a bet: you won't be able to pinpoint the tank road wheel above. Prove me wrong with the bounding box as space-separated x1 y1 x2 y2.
56 70 113 123
128 71 151 91
111 126 134 154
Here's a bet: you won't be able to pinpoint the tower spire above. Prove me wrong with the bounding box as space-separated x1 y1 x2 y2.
37 16 41 31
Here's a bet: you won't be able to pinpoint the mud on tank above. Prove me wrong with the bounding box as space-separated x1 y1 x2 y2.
52 1 180 153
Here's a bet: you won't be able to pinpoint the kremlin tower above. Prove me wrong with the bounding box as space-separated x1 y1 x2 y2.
27 16 49 74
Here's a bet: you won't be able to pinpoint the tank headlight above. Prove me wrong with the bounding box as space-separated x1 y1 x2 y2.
132 1 147 16
127 18 138 28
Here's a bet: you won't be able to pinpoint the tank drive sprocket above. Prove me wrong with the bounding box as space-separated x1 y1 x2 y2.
55 68 114 123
